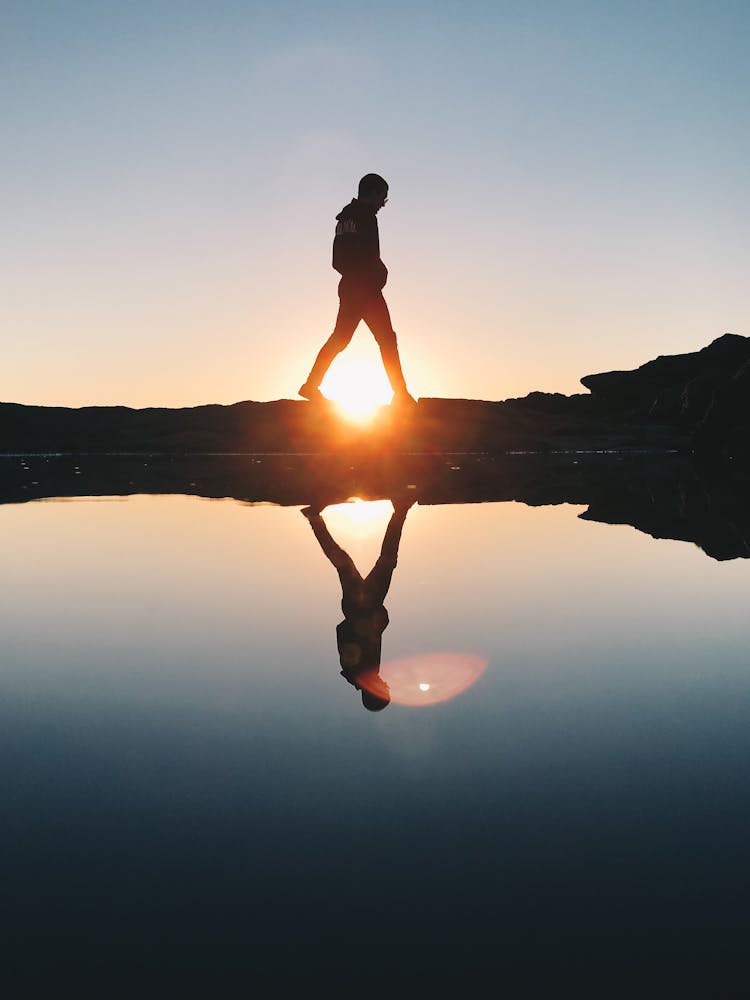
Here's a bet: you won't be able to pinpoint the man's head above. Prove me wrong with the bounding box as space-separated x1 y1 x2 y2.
339 652 391 712
357 173 388 211
356 670 391 712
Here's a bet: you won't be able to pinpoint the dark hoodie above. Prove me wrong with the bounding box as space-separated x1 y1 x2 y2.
332 199 388 293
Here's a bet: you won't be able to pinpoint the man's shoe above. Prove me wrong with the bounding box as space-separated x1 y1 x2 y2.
299 382 325 402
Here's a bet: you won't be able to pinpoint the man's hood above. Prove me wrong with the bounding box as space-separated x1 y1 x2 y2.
335 198 375 222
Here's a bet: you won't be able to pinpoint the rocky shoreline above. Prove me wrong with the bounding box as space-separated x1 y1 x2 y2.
1 334 747 459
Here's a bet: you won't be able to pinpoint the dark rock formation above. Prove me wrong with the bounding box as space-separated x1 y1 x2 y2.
0 334 747 457
692 358 750 462
0 391 685 456
581 333 750 414
580 333 750 458
0 399 320 454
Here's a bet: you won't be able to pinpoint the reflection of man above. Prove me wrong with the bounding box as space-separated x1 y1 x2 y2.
298 173 416 407
302 498 414 711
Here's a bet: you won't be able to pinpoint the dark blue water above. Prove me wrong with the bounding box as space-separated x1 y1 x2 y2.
2 496 748 988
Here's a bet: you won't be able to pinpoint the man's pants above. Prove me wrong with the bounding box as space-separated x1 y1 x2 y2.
305 288 408 394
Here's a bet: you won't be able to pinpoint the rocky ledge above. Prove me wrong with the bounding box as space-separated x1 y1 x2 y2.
1 334 748 458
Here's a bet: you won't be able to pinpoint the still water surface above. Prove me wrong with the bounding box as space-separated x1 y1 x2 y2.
2 494 749 986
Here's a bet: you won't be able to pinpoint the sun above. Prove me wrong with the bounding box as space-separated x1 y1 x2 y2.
319 357 393 422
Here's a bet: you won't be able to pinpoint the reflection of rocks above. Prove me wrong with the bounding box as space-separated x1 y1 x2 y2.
2 451 749 561
0 334 747 456
576 459 750 562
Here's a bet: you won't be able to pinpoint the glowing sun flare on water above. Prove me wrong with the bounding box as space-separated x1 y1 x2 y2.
320 360 392 421
321 498 395 535
379 653 488 707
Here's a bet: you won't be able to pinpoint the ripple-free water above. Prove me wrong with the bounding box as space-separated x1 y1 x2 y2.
2 495 748 988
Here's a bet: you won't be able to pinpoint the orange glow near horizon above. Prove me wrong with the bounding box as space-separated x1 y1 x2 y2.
319 357 393 422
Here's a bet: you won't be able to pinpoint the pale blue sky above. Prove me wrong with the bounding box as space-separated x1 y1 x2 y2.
3 0 748 406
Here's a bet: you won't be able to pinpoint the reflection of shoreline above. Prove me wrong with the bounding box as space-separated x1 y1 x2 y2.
2 451 749 560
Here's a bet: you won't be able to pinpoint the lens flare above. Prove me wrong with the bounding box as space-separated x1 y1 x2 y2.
377 652 488 707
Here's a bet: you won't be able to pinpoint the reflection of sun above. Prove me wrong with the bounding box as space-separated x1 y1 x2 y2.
320 358 392 422
320 498 395 575
323 498 394 533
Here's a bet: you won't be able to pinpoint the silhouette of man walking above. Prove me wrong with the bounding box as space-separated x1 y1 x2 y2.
299 173 416 406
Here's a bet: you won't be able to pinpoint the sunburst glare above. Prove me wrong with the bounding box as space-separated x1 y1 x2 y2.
320 357 393 422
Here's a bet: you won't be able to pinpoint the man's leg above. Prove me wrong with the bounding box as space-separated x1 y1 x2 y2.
361 294 414 400
302 508 363 596
362 501 411 606
299 297 361 397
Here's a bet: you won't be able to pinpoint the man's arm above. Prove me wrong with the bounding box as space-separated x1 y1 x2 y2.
332 219 366 275
332 216 387 288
